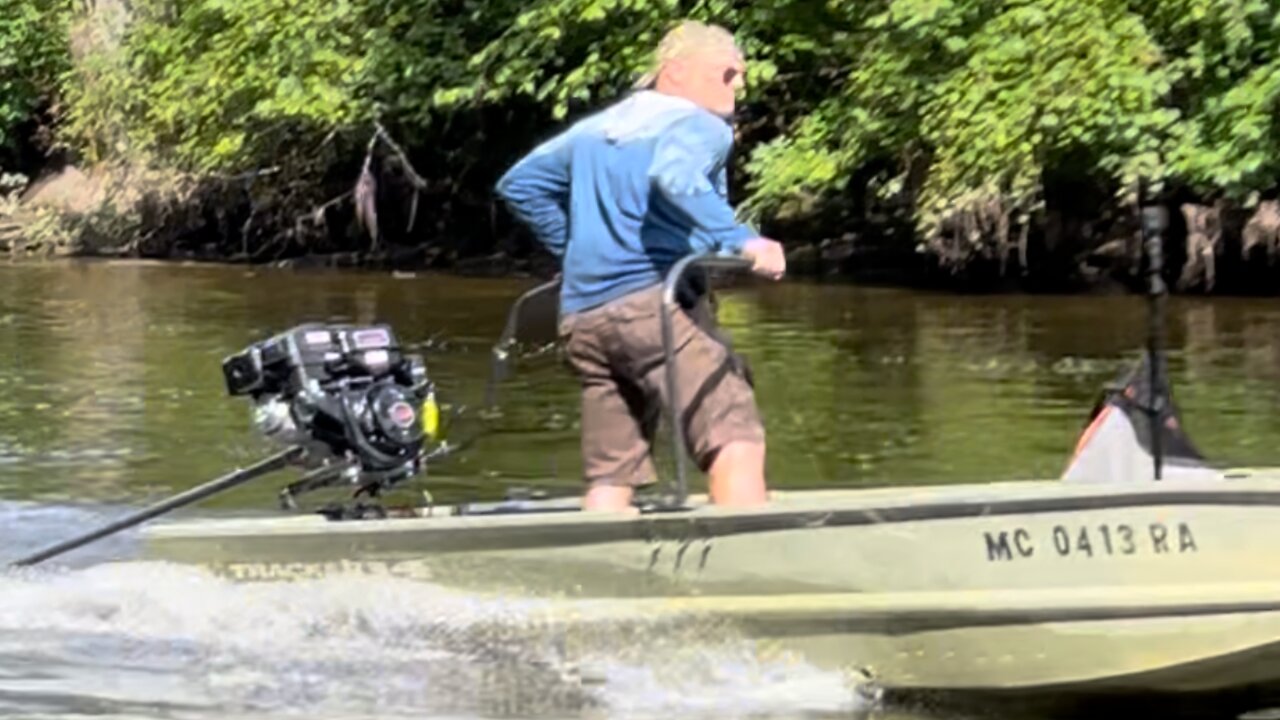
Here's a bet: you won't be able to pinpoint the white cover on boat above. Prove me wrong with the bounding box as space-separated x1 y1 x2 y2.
1061 352 1220 484
1061 404 1220 484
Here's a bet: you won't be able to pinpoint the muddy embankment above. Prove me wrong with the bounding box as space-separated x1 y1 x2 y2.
3 159 1279 297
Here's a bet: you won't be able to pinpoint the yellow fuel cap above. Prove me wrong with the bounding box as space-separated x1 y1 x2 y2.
422 390 440 440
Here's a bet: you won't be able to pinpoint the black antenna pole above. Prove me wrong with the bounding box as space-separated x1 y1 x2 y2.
1140 197 1168 481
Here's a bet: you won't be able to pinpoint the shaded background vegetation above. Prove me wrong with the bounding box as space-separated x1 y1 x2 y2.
5 0 1280 291
0 0 70 174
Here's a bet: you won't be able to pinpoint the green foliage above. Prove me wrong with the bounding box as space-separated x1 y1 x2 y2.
37 0 1280 273
920 0 1173 236
743 0 1180 263
0 0 72 163
64 0 371 173
425 0 673 119
1156 0 1280 198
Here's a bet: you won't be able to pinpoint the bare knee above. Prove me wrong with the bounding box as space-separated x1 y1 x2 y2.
583 484 640 514
707 440 768 507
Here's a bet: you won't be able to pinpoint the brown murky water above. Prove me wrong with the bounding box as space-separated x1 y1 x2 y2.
0 259 1275 720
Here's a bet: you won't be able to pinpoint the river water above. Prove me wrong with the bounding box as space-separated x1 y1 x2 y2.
0 259 1277 720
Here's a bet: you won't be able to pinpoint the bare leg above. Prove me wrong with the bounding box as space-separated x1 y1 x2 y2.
583 484 639 513
707 440 768 506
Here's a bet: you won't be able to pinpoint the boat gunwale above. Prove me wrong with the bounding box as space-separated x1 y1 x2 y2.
142 473 1280 546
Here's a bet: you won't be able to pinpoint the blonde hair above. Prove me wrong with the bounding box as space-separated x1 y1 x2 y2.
634 20 742 89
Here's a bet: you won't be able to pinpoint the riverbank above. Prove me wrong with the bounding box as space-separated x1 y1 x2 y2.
3 161 1278 297
9 1 1280 298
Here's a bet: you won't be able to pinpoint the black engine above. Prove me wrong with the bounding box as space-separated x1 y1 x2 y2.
222 323 436 503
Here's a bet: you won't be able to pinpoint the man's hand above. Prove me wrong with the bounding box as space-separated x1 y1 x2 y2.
742 237 787 280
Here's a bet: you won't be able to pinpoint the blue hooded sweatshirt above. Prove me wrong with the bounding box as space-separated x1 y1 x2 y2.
495 91 757 315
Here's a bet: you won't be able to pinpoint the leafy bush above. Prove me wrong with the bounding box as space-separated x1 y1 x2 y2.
0 0 73 168
40 0 1280 278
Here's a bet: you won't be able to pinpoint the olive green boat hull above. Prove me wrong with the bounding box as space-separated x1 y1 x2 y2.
139 470 1280 697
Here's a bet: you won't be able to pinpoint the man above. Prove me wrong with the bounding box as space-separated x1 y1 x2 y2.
495 20 786 512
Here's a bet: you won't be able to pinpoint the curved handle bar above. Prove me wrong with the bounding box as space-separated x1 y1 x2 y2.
659 253 753 508
484 274 563 409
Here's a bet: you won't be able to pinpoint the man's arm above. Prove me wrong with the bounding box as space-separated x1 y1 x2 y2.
495 131 573 258
648 112 757 255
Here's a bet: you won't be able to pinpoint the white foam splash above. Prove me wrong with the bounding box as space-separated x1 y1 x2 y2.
0 561 870 720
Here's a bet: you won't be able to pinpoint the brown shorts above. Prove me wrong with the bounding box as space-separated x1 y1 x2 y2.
558 284 765 489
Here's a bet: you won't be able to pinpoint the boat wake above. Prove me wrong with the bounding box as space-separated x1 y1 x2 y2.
0 508 869 720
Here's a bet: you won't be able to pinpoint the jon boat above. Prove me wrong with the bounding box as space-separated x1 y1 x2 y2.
26 213 1280 706
141 468 1280 702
